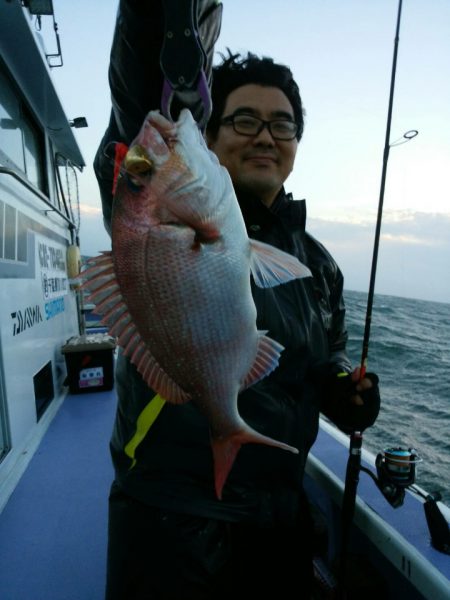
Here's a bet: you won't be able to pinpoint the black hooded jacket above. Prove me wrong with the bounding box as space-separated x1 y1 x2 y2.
95 0 353 524
108 188 352 523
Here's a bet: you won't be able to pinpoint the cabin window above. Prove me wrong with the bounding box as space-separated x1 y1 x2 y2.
23 117 44 190
0 200 3 259
3 203 16 261
0 67 45 193
55 155 80 225
0 70 25 172
0 362 10 462
34 361 54 421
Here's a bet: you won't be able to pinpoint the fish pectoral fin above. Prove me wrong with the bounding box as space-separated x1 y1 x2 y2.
249 239 312 288
240 332 284 390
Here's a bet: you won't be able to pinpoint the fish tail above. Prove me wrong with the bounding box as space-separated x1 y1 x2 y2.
211 428 298 500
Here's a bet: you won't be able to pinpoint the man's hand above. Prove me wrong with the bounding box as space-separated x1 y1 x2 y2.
349 367 375 405
322 369 381 434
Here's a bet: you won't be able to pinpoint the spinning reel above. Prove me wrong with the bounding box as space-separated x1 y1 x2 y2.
360 446 450 554
373 446 420 508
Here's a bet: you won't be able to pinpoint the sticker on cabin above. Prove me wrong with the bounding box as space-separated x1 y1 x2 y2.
11 305 44 336
79 367 104 388
38 239 68 301
37 237 69 320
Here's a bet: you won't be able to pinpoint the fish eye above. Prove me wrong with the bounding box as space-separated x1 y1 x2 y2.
125 173 145 193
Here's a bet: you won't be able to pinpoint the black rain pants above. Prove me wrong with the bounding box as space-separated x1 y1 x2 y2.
105 483 314 600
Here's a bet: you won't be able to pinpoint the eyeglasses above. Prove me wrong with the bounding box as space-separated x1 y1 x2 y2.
220 114 299 141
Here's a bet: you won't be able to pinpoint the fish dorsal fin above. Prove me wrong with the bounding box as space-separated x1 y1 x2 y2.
81 253 190 405
249 239 312 288
241 331 284 390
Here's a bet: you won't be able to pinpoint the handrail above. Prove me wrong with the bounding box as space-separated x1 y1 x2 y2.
0 166 75 229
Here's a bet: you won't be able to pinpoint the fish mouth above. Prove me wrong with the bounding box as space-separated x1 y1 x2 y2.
160 221 189 228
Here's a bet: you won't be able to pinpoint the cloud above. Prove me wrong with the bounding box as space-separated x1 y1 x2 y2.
75 206 449 303
79 203 102 216
380 233 440 246
79 210 111 257
307 211 450 303
380 211 450 248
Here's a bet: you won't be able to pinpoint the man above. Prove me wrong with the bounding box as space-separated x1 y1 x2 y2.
94 5 380 599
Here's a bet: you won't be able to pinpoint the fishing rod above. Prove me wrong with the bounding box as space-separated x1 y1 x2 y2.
337 1 405 596
360 0 403 380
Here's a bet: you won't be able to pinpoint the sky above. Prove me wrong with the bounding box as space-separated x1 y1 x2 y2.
39 0 450 303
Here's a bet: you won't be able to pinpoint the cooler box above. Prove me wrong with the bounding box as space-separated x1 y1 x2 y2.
62 333 116 394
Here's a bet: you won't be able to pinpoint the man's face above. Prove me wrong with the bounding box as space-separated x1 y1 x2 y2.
207 84 298 207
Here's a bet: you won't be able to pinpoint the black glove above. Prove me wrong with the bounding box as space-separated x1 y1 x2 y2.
322 372 380 434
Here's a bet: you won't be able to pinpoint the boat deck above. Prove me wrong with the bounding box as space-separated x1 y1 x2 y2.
1 384 449 600
0 389 116 600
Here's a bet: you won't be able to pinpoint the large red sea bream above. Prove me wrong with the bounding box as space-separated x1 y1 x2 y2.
83 109 312 498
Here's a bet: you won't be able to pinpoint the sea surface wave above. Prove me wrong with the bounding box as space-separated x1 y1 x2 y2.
343 289 450 504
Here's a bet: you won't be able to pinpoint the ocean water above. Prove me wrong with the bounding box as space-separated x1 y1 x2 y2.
343 289 450 505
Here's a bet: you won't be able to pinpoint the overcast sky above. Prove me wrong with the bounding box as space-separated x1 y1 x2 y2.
40 1 450 303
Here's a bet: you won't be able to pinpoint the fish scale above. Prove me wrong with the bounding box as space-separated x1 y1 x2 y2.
83 109 313 498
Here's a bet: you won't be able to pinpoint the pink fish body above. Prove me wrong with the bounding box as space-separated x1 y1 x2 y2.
84 109 312 498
